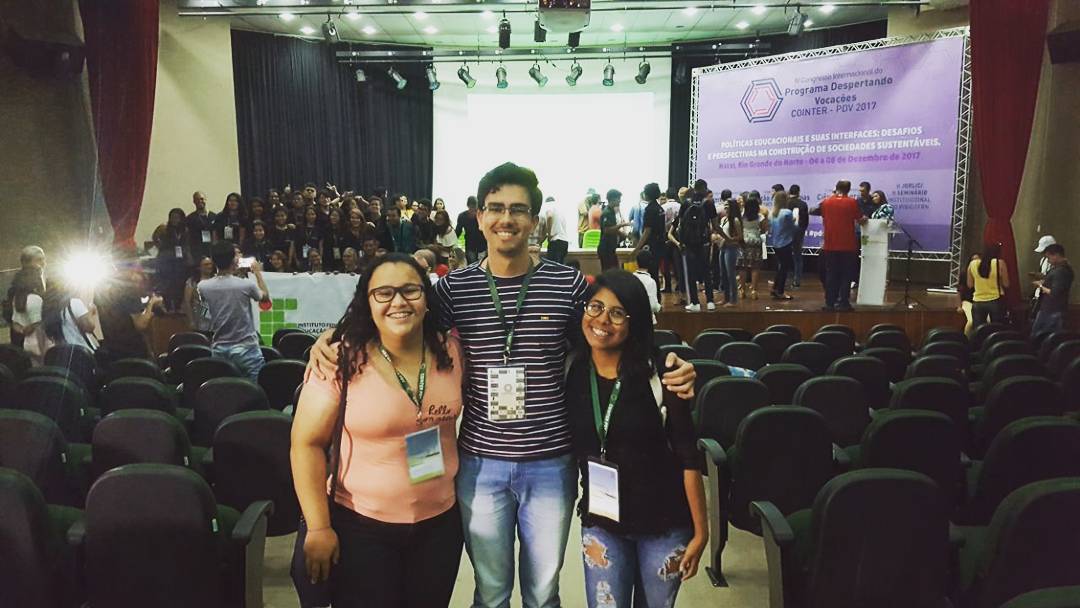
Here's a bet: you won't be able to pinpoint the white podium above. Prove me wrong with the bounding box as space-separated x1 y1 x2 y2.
857 219 890 306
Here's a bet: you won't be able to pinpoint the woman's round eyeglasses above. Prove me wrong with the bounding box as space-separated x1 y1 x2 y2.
369 284 424 303
585 301 630 325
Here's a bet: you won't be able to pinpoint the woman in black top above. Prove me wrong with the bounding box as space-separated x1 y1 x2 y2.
214 192 247 243
248 196 269 228
568 270 707 608
321 208 345 271
155 207 190 312
268 207 297 270
243 220 274 266
298 206 323 271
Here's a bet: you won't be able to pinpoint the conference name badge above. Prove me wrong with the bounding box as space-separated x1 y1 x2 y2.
302 244 311 259
587 457 620 523
175 246 184 259
224 226 234 241
201 230 211 244
486 366 526 421
405 426 444 484
333 247 341 260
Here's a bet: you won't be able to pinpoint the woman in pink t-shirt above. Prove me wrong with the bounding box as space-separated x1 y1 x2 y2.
292 252 463 607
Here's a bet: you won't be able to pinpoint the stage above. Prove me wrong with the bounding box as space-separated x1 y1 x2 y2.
655 279 965 344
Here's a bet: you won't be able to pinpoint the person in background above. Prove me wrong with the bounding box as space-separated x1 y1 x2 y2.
769 191 796 301
434 198 447 213
632 250 661 324
816 180 866 312
155 207 190 312
869 190 894 222
361 237 382 266
578 191 601 247
267 189 281 209
1029 235 1057 314
661 188 682 294
413 248 441 285
247 197 269 228
710 189 734 297
671 188 717 312
292 253 464 608
39 274 98 354
739 191 769 301
856 181 874 219
268 250 289 273
297 206 323 271
322 210 345 271
199 241 270 381
343 208 372 255
385 206 417 255
94 254 161 365
957 254 978 338
788 184 809 288
341 247 361 274
183 256 215 335
598 190 630 272
631 183 666 301
569 270 706 608
269 207 297 271
968 242 1010 328
186 191 216 263
714 198 742 308
4 246 47 348
214 192 248 244
393 193 413 220
1030 243 1072 339
456 196 486 264
8 261 46 361
628 192 647 243
412 199 438 248
431 210 459 263
307 249 324 273
537 196 572 265
300 182 318 207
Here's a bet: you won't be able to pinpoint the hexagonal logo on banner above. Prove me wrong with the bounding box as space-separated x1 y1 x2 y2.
740 78 784 123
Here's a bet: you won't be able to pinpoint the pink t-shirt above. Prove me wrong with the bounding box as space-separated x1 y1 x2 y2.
305 337 463 524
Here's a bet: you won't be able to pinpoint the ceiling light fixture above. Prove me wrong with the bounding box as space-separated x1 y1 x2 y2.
683 7 698 16
529 62 548 87
498 14 511 49
423 25 438 34
611 23 623 32
482 10 495 19
300 25 316 35
635 59 651 84
820 4 836 14
413 11 428 20
735 21 750 30
354 67 367 82
787 8 807 35
568 31 581 48
387 66 408 90
362 25 377 35
426 65 440 91
566 60 582 86
602 61 615 86
804 19 814 27
457 63 477 88
279 12 296 22
752 5 767 15
496 64 508 89
534 20 547 43
486 25 499 34
345 11 361 21
322 15 339 43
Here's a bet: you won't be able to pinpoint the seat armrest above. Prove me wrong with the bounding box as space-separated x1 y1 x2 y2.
832 443 851 470
232 500 274 544
751 501 794 546
751 501 792 608
697 438 728 467
232 500 273 608
949 524 966 549
67 519 86 548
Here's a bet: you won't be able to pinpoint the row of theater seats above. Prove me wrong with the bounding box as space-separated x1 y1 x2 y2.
0 329 316 607
654 323 1080 608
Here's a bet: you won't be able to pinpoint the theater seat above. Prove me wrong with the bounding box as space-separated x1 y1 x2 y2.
865 330 912 354
694 377 769 450
168 331 211 352
193 378 270 447
69 463 272 608
890 377 970 446
688 360 731 406
100 377 185 422
698 406 834 587
753 331 796 365
0 409 85 506
781 341 835 376
812 330 856 360
166 344 212 384
828 355 891 410
970 376 1065 457
0 344 33 380
10 376 93 442
103 357 165 385
794 376 869 448
278 332 316 361
658 344 697 365
1046 340 1080 379
971 355 1045 403
924 326 966 346
756 363 812 406
971 323 1009 351
692 331 733 360
1001 587 1080 608
652 329 681 347
1037 331 1080 364
764 323 802 342
920 340 971 368
182 357 242 410
906 354 967 384
707 327 753 342
753 469 950 608
717 341 766 371
0 468 83 608
861 347 911 384
958 478 1080 608
258 359 307 411
90 409 201 480
44 344 98 394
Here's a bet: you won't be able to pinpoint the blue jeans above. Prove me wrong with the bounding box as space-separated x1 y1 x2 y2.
456 452 577 608
720 246 740 304
1031 310 1064 340
211 342 265 382
581 525 693 608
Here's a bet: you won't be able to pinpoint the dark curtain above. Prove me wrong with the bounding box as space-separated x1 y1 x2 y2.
231 30 433 200
970 0 1049 310
669 20 887 188
80 0 159 250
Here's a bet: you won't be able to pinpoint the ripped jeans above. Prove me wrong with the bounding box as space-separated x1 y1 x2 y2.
581 524 693 608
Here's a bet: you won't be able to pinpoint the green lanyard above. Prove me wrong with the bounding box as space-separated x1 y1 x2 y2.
377 341 427 419
589 362 622 460
484 261 536 365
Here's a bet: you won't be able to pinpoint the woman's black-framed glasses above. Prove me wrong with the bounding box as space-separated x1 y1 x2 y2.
584 300 630 325
369 284 424 303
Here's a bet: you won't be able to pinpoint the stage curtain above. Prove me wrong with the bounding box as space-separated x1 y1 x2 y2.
970 0 1050 309
231 30 433 200
80 0 159 250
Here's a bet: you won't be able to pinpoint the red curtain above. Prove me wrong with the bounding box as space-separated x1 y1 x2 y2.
80 0 159 250
970 0 1049 309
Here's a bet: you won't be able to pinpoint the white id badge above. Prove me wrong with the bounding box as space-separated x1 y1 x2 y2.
587 458 620 523
224 226 234 240
201 230 211 243
302 244 311 259
333 247 341 260
486 366 526 421
405 426 445 484
174 246 183 258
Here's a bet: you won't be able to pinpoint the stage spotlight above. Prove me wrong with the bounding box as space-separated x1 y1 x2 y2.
322 15 339 43
387 66 408 90
457 63 477 88
787 9 806 36
498 15 511 49
534 20 547 43
566 60 582 86
496 65 508 89
568 31 581 48
426 65 440 91
355 67 367 82
602 62 615 86
635 59 650 84
529 63 548 87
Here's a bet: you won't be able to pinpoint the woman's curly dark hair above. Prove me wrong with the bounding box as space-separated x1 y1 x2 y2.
331 253 452 391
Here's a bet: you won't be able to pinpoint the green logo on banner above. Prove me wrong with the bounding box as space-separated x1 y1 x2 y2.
259 298 299 345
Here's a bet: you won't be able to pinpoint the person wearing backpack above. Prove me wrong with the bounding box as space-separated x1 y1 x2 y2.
670 191 716 311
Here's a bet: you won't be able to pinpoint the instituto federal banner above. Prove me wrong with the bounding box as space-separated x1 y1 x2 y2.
694 36 965 253
250 273 358 346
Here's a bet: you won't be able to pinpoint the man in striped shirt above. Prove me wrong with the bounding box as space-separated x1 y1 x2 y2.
310 162 696 607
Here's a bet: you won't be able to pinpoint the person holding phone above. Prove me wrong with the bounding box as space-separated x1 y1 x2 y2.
198 241 270 381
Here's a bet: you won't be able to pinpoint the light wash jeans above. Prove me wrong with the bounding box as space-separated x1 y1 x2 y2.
456 452 577 608
211 342 265 382
581 524 693 608
720 246 740 304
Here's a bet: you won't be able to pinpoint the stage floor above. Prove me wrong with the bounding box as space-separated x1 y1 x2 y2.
655 278 964 344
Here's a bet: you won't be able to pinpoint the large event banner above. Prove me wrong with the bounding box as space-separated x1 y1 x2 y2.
250 273 358 346
694 36 965 253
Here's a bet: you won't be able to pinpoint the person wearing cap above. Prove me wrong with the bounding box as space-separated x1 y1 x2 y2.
1030 243 1073 340
1030 235 1057 305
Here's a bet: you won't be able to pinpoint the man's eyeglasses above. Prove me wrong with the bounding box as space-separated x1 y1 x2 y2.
584 301 630 325
482 203 532 218
369 284 424 303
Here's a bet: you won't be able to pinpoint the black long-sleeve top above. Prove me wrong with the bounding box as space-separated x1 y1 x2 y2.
567 357 698 535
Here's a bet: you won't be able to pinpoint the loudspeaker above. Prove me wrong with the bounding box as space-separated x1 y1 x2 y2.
1047 21 1080 64
2 28 85 78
